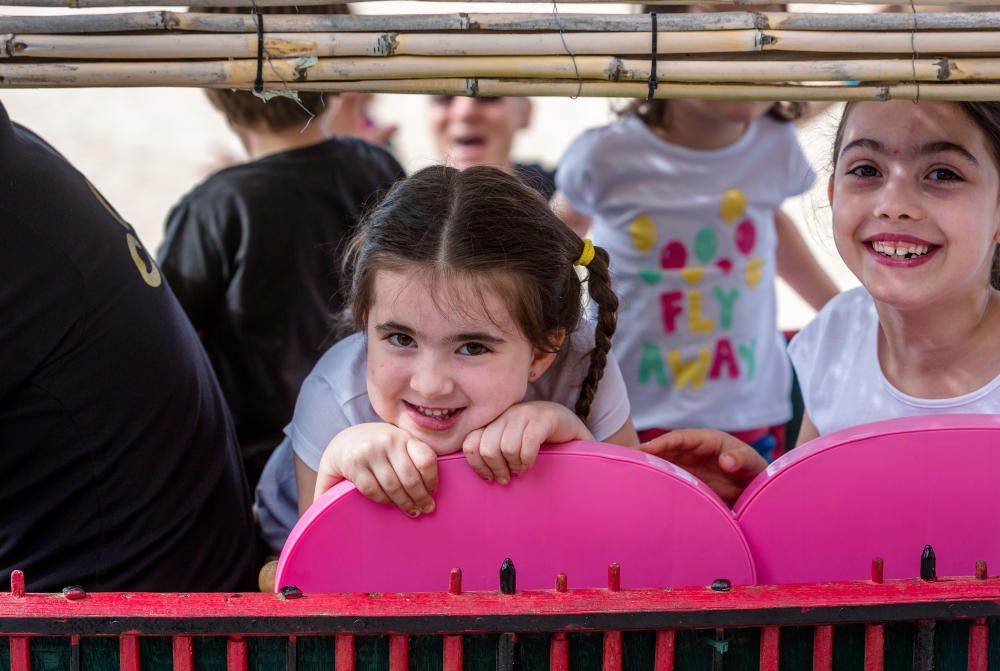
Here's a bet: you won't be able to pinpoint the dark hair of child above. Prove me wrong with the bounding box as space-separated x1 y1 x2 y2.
832 100 1000 290
343 165 619 421
196 4 348 131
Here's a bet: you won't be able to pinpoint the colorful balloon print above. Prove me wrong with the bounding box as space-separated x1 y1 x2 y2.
660 241 687 270
629 215 657 254
735 219 756 256
720 189 747 224
639 268 661 286
680 268 705 286
746 257 764 288
694 228 718 265
716 258 734 275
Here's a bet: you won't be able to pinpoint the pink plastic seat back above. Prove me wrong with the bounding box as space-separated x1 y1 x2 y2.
735 414 1000 584
276 441 754 593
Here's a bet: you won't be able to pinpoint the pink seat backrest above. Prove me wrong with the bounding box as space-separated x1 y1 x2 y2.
276 441 754 593
734 414 1000 584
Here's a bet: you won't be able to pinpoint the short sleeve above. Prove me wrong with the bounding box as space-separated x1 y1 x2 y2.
584 352 631 441
157 196 232 332
554 129 604 215
779 123 817 199
286 371 355 471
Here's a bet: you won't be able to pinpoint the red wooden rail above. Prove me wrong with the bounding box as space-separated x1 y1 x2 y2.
4 566 1000 670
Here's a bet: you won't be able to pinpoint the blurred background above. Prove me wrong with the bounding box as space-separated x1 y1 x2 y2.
1 1 858 328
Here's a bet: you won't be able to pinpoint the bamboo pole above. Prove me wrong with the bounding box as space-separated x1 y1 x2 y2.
2 0 1000 6
9 29 1000 60
7 11 1000 35
4 56 1000 86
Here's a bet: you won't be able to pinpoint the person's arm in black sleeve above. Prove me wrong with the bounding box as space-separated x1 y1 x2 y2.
156 197 230 335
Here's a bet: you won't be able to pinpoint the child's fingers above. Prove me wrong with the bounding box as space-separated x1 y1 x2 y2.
350 469 392 506
389 439 436 514
718 441 768 483
370 460 421 515
407 439 439 496
462 429 493 481
518 421 549 473
498 421 527 476
477 422 513 485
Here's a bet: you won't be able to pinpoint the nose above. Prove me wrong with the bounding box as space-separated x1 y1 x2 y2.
874 170 924 222
448 96 481 120
409 354 454 399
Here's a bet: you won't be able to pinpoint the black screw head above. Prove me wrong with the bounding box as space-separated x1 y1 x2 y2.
62 585 87 600
710 579 732 592
279 585 304 599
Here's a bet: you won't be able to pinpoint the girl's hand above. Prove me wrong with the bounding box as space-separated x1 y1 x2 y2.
640 429 767 506
461 401 593 484
315 422 438 516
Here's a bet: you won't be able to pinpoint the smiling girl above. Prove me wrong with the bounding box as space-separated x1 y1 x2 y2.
255 165 635 549
645 100 1000 499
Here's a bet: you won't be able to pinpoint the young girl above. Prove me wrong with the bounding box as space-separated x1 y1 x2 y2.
552 95 838 461
652 100 1000 501
255 165 636 551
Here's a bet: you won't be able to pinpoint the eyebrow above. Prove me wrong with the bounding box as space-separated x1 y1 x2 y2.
374 321 507 345
841 138 978 165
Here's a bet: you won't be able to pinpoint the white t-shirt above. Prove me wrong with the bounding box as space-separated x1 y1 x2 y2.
556 114 815 432
256 328 631 551
788 287 1000 436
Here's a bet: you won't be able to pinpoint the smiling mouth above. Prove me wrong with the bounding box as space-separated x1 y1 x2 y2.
404 401 463 420
869 240 938 260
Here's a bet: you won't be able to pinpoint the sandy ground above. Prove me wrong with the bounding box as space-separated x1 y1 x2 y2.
2 82 857 330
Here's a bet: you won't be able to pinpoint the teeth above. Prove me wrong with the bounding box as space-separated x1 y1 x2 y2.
416 406 456 418
871 241 931 258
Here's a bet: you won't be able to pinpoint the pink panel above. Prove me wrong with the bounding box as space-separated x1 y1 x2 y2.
277 441 754 592
735 415 1000 584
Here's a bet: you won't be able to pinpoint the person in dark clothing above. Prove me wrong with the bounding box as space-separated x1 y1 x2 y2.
158 89 404 488
0 101 257 593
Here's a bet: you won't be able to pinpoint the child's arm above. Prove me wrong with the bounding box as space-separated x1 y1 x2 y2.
461 401 594 485
639 429 768 505
307 422 439 516
550 191 592 238
774 208 839 312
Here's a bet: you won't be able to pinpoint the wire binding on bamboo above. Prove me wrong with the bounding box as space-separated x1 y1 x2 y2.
2 7 1000 99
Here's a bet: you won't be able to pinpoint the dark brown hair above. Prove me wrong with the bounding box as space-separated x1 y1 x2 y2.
198 4 348 131
344 165 618 421
832 101 1000 289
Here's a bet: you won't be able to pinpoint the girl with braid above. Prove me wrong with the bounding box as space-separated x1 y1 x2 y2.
256 165 633 547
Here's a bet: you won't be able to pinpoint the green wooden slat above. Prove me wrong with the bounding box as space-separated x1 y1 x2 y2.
988 617 1000 671
778 625 812 668
517 632 550 671
82 636 118 670
249 635 286 669
140 636 174 671
569 632 603 671
462 633 497 670
623 630 655 671
194 636 228 671
408 635 443 671
354 635 388 671
832 624 865 671
297 635 334 671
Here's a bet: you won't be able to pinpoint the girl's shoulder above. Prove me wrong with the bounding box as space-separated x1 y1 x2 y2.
790 287 876 362
564 116 652 158
305 332 370 406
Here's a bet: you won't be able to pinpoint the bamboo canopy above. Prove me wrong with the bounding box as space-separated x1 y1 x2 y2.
3 3 1000 99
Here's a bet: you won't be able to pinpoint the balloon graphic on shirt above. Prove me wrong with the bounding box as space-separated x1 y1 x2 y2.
660 241 687 270
681 268 705 286
694 228 718 265
735 219 756 256
639 268 661 286
716 258 734 275
629 215 658 254
720 189 747 224
746 257 764 287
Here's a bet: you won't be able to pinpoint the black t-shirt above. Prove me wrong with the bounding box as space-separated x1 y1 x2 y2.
158 138 404 486
515 162 557 201
0 103 257 593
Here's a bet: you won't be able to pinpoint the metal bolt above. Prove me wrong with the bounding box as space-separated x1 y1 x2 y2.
62 585 86 600
710 579 732 592
280 585 304 600
920 545 937 581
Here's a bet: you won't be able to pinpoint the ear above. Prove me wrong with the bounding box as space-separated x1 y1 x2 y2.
529 329 566 380
827 174 835 209
516 97 532 131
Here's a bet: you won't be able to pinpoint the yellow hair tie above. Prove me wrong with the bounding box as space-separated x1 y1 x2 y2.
575 238 595 268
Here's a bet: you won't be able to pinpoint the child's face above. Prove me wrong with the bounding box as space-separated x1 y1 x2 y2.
829 101 1000 309
365 269 553 455
429 96 531 171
